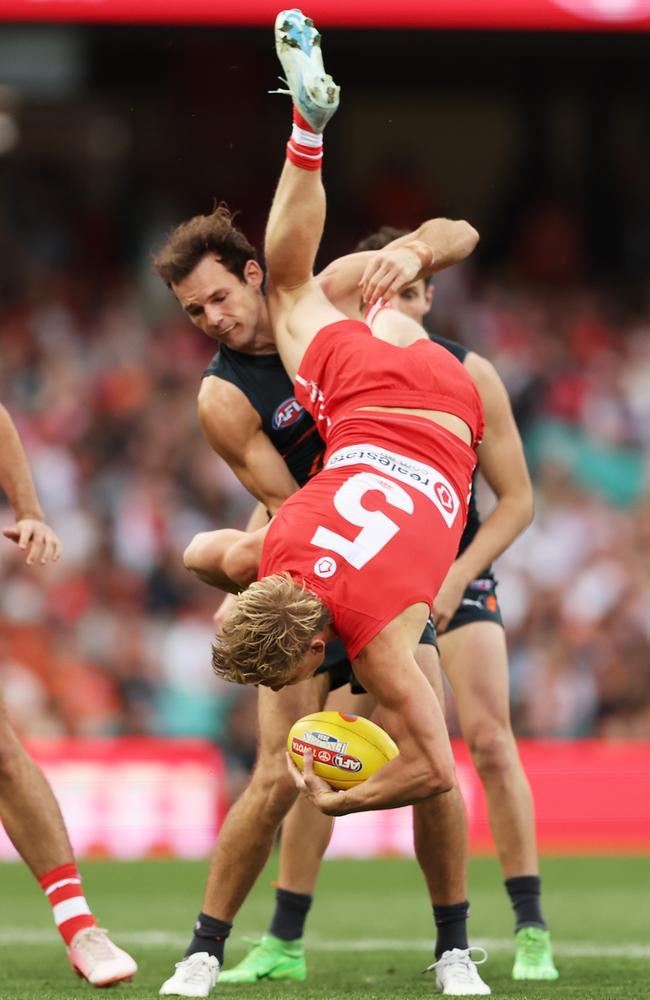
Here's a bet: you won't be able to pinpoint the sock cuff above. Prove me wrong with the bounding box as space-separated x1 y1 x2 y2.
505 875 541 894
194 912 232 940
39 862 81 893
291 123 323 149
433 900 470 925
275 887 313 913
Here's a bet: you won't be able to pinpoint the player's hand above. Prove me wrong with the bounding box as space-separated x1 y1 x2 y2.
286 749 345 816
432 566 468 634
3 519 62 566
213 592 238 633
359 247 424 308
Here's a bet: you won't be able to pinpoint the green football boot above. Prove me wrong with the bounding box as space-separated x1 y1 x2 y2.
512 926 559 981
219 934 306 984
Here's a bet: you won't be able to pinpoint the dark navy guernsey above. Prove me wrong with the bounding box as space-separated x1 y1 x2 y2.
204 345 325 487
429 333 486 567
204 336 491 576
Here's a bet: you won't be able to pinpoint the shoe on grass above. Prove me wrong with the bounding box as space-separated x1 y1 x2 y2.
67 926 137 987
512 926 559 981
219 934 306 983
426 947 491 996
159 952 220 997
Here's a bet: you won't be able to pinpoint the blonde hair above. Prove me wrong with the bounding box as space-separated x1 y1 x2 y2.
212 574 331 688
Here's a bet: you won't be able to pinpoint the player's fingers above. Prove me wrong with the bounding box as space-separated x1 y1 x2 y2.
302 747 315 780
286 752 306 790
40 531 58 565
360 262 391 305
17 523 32 551
2 527 19 542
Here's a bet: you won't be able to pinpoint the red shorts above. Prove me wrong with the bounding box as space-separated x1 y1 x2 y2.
259 429 470 660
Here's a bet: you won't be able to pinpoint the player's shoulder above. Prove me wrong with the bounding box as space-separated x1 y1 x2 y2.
428 332 469 364
198 373 261 434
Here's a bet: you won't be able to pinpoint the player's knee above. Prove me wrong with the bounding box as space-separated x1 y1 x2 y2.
246 756 298 820
183 532 210 575
466 725 517 780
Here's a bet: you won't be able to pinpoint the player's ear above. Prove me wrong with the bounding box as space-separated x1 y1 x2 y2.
244 258 264 290
310 637 326 655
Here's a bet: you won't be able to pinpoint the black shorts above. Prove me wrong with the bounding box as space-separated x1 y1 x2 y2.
317 618 438 695
444 576 504 633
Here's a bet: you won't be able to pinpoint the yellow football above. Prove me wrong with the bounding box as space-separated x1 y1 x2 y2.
287 711 399 790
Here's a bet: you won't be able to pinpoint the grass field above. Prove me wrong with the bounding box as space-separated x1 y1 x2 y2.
0 856 648 1000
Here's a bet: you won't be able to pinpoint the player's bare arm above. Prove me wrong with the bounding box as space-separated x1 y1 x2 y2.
432 354 534 632
0 403 62 566
317 217 479 316
198 376 299 512
290 607 456 814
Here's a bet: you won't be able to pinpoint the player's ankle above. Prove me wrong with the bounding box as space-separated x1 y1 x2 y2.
38 862 97 946
287 107 323 170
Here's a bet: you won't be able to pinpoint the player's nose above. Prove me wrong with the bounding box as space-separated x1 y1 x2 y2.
204 302 223 325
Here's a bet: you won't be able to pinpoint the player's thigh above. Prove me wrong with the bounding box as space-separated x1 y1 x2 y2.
439 621 511 733
256 672 330 767
271 282 348 379
414 641 445 707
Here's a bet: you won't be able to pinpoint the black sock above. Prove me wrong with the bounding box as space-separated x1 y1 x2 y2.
185 912 232 963
433 901 470 959
268 888 312 942
505 875 547 931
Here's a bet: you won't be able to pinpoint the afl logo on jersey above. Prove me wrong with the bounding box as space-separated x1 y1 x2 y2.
272 397 305 430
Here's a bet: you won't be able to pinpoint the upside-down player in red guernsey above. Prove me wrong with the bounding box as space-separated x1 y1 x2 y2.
259 318 483 661
204 10 490 822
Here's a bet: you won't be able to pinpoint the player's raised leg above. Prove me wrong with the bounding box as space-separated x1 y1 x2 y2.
0 699 137 986
264 10 346 380
159 674 330 997
441 622 558 981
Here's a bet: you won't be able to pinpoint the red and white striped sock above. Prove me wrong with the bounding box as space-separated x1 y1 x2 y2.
286 108 323 171
39 862 97 946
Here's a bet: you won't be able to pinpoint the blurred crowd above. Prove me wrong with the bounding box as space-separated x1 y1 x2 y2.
1 255 649 777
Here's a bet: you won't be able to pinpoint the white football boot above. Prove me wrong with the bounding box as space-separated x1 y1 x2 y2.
67 926 138 986
159 952 220 998
426 947 491 996
273 8 340 132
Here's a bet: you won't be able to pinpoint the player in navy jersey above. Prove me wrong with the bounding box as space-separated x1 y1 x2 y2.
220 226 557 986
154 9 491 996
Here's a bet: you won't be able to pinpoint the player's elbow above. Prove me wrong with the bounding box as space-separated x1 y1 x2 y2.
183 532 211 576
457 220 480 256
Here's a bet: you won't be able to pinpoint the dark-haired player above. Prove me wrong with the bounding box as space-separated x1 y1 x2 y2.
156 9 489 996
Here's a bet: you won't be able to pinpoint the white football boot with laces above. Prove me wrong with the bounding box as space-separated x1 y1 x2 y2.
159 952 220 998
273 8 340 131
67 926 138 987
426 947 491 996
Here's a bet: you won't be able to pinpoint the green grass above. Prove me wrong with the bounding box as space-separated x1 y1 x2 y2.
0 856 648 999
